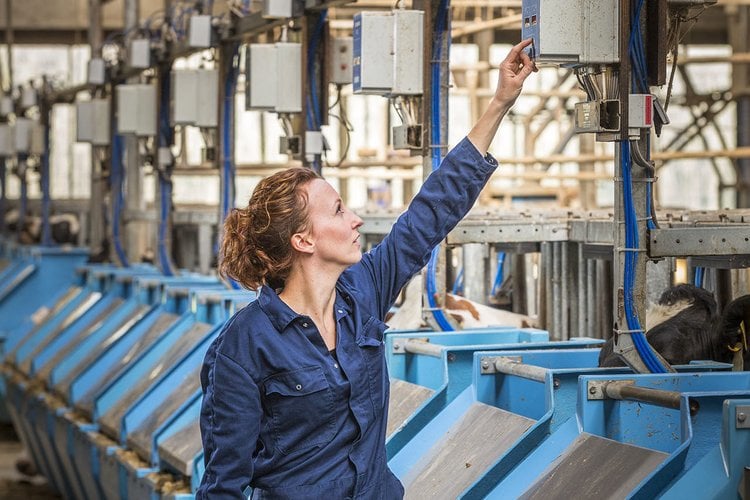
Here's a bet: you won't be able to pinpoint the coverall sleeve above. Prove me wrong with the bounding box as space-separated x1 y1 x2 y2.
342 137 498 319
197 348 262 499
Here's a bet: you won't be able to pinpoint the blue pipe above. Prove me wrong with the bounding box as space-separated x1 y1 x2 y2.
220 44 241 289
306 9 328 174
425 0 454 331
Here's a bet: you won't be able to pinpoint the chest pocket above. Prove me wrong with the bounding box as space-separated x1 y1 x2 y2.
357 317 389 414
263 366 335 455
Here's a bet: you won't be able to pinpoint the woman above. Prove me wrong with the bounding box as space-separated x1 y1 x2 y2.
198 39 536 499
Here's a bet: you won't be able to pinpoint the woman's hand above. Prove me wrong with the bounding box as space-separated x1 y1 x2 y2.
493 38 537 108
467 39 537 156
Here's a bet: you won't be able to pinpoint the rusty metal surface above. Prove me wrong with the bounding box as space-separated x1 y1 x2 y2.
387 379 435 438
403 402 535 499
520 432 668 500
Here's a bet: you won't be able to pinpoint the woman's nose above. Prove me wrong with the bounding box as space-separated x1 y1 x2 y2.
352 213 363 228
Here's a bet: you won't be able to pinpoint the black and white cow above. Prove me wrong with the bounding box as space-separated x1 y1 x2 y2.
599 284 750 369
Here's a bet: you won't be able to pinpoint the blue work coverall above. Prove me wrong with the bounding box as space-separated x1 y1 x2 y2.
198 137 498 499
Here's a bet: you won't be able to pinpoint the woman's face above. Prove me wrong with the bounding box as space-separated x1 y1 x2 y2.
303 179 364 267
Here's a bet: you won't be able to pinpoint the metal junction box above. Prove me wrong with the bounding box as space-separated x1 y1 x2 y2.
353 12 393 94
116 84 157 136
129 39 151 69
14 118 33 154
0 124 12 156
330 37 353 85
88 58 107 85
172 70 198 125
189 15 213 48
392 9 423 95
521 0 619 65
275 43 302 113
76 99 110 145
246 43 301 114
246 44 277 111
262 0 302 18
195 69 219 127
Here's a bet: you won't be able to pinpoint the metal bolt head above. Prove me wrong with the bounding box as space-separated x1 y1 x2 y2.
739 412 747 423
394 344 401 350
589 386 597 395
447 353 456 362
481 360 490 370
553 378 561 389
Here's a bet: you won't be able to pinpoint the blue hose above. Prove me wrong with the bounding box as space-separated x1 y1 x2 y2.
425 0 454 331
694 266 704 288
621 142 666 373
220 44 241 289
111 131 129 266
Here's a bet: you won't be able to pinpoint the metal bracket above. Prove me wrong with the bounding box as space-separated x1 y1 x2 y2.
737 405 750 429
587 379 635 400
480 356 522 374
392 337 428 355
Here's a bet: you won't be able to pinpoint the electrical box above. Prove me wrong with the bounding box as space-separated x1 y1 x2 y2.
196 69 219 128
573 100 619 134
173 69 219 127
189 15 213 48
88 58 107 85
0 124 13 156
353 12 393 94
30 122 44 156
262 0 301 18
392 10 423 95
275 43 302 113
20 88 37 109
14 118 33 154
392 124 422 150
0 96 13 117
305 130 323 156
246 43 301 113
116 84 157 136
172 70 198 125
246 44 277 110
76 99 110 145
521 0 619 65
330 37 353 85
129 39 151 69
628 94 653 129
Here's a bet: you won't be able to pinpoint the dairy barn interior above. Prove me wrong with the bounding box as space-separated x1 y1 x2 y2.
0 0 749 498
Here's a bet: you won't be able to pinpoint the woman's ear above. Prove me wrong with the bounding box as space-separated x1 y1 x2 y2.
290 232 315 254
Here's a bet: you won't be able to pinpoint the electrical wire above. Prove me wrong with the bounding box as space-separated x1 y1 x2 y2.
110 132 130 266
158 71 176 276
621 142 667 373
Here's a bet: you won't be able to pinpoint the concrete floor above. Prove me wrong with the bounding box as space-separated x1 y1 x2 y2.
0 424 60 499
